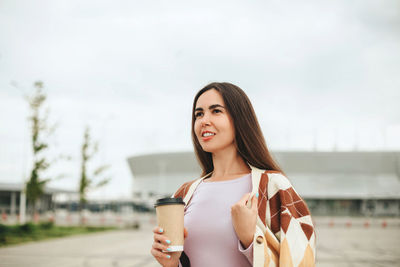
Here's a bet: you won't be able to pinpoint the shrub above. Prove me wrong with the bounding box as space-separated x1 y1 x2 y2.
0 224 10 244
18 223 36 234
0 224 10 235
39 221 54 229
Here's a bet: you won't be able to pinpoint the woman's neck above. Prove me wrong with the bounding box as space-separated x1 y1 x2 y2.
209 145 251 181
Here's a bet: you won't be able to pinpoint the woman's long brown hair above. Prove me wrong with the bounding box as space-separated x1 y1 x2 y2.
191 82 284 177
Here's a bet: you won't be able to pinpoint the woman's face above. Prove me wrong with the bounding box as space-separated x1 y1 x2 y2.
194 89 236 153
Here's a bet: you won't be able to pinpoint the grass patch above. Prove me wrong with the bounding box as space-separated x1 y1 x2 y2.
0 222 115 247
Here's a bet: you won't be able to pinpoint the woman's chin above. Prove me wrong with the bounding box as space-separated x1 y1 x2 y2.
201 145 224 154
201 142 233 154
201 145 216 153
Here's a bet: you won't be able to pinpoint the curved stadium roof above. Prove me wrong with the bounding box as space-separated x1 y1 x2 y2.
127 151 400 199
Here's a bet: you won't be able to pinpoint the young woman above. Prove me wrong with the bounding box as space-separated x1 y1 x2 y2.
151 82 316 267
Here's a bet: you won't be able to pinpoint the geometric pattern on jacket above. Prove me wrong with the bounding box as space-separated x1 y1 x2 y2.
173 170 317 267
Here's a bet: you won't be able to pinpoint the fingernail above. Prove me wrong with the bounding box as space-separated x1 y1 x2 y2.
166 255 171 259
166 240 171 244
159 228 163 233
167 247 172 251
256 192 259 198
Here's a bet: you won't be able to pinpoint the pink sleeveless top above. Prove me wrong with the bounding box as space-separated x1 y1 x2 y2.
179 173 253 267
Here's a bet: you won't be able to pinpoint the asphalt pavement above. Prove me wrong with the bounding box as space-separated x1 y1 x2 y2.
0 217 399 267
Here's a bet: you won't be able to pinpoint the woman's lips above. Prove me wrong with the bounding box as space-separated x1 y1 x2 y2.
201 134 215 141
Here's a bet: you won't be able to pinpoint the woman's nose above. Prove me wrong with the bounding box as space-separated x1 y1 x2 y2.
201 120 211 127
200 114 211 126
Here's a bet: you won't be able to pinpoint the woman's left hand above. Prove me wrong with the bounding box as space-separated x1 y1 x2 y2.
231 192 258 249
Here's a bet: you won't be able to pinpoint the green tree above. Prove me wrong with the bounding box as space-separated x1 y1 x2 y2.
79 126 111 224
25 81 56 217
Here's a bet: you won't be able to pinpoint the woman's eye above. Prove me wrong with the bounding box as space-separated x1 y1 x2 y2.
195 110 221 118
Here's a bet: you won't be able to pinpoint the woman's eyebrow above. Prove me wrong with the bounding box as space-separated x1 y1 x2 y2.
195 104 225 112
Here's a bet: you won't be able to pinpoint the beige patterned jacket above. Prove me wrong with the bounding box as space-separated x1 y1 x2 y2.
173 164 316 267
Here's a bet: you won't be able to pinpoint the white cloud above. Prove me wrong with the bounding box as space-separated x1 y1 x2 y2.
0 0 399 198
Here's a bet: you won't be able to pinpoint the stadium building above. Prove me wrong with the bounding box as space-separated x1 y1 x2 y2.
127 151 400 216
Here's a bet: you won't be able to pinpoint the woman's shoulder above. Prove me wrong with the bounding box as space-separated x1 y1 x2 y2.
261 170 311 219
261 170 295 193
172 178 199 199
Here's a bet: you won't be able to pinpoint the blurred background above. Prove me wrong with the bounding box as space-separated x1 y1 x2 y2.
0 0 399 266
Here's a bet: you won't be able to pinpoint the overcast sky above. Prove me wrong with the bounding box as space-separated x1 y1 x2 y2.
1 0 399 199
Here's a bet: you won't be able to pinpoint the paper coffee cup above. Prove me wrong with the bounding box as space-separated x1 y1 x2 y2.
154 197 185 252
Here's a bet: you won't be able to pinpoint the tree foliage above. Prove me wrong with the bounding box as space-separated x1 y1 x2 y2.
25 81 53 215
79 126 111 210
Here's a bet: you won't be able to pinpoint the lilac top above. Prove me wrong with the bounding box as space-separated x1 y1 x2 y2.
179 173 254 267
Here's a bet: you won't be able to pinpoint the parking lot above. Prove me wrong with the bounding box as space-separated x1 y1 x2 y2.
0 216 399 267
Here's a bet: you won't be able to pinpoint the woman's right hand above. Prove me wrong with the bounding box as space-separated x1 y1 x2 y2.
151 226 188 267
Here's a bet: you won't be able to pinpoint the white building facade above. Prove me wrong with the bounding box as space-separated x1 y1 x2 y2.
127 151 400 216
